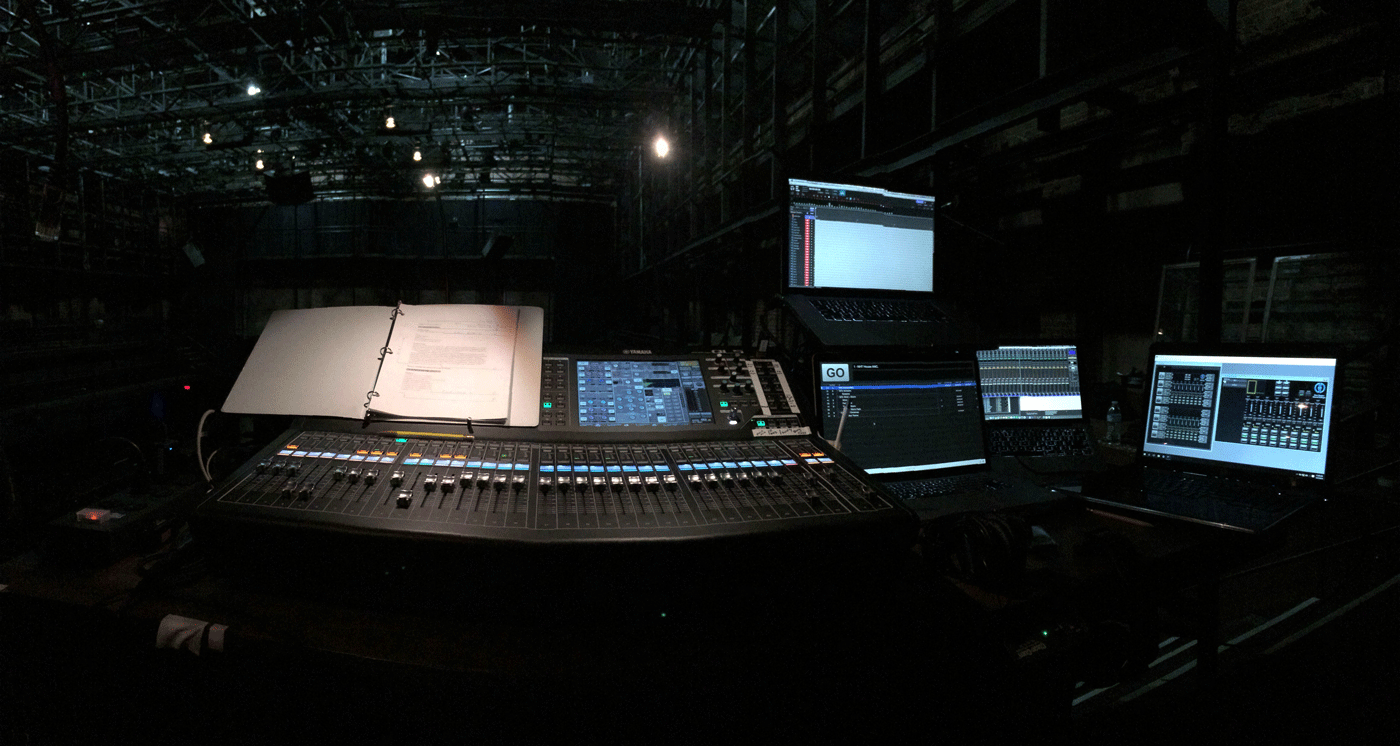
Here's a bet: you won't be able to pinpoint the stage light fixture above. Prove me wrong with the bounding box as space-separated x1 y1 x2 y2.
203 131 213 145
422 173 437 188
385 115 396 129
653 135 670 158
246 82 261 96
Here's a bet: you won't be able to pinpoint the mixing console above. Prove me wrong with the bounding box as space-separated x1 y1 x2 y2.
194 351 913 600
199 429 894 541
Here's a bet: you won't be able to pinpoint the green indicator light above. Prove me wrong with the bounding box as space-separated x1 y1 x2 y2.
720 401 729 408
1041 630 1049 637
395 438 408 443
756 420 766 427
543 402 553 408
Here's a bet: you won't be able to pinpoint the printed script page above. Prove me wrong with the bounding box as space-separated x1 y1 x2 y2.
369 304 520 422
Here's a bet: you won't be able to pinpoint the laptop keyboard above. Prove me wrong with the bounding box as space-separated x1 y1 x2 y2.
988 426 1095 457
1142 470 1287 507
811 298 946 323
886 473 1006 500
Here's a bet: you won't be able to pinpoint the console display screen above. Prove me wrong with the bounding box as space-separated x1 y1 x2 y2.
575 359 714 427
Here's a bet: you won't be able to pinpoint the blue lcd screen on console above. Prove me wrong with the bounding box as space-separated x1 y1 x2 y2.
576 360 714 427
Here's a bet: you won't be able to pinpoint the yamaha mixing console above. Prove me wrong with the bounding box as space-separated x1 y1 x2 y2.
193 351 916 606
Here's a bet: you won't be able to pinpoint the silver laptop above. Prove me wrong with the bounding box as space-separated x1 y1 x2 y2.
1080 345 1339 533
783 177 973 347
976 344 1099 471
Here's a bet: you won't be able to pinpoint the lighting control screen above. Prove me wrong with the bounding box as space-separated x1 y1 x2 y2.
576 359 714 427
1143 353 1337 480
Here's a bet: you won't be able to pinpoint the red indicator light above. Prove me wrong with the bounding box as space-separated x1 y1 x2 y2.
183 385 192 390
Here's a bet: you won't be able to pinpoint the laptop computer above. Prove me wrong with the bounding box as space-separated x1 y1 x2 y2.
811 348 1061 520
1079 345 1339 534
976 343 1100 472
783 177 975 347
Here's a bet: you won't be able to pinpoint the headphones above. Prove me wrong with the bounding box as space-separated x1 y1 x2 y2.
924 511 1032 590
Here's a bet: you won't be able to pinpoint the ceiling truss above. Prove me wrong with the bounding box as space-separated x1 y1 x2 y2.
0 0 722 203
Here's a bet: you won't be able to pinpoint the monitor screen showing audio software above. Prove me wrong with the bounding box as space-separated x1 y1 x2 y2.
575 359 714 427
976 345 1084 421
1143 353 1337 480
787 178 936 293
817 359 985 474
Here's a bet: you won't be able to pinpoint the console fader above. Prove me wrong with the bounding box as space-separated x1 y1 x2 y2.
193 350 914 599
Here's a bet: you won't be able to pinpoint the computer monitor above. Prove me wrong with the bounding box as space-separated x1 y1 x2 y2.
786 178 937 293
976 345 1084 421
1142 351 1338 481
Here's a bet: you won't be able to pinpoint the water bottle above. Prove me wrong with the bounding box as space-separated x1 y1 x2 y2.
1105 400 1122 445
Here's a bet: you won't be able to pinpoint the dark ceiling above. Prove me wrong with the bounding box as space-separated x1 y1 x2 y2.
0 0 721 204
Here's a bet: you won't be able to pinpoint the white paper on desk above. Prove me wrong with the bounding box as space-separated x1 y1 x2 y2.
368 304 521 423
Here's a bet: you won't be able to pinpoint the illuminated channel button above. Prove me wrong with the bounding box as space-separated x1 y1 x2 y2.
543 402 553 409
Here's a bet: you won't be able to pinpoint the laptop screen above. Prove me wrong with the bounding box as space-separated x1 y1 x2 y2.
816 358 985 475
786 178 936 293
976 345 1084 421
1143 352 1338 481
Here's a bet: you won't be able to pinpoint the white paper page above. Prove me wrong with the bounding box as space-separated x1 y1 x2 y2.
369 304 521 422
222 306 392 419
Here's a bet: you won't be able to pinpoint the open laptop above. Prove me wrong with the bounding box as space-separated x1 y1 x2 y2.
1080 345 1339 534
812 349 1061 520
976 344 1100 471
783 177 974 347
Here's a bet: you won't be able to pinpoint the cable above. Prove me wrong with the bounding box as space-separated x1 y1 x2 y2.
196 409 215 483
93 436 146 472
203 448 221 482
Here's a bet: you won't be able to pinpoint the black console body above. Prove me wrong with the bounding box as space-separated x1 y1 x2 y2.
192 351 916 609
